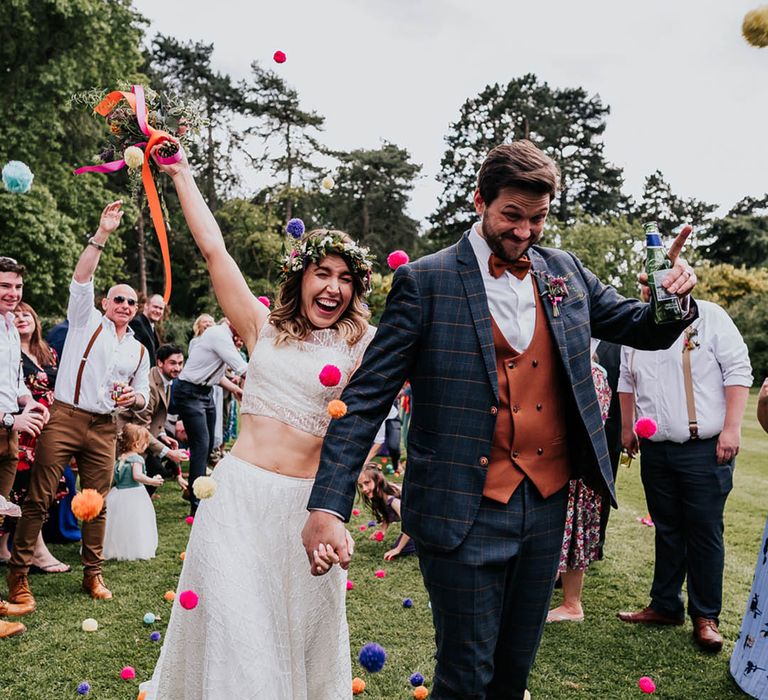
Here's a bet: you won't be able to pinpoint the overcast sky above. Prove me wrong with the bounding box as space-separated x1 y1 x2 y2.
133 0 768 225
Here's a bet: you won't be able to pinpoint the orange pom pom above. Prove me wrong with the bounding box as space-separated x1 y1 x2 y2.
137 692 147 700
327 399 347 419
352 677 366 694
164 590 176 602
180 551 186 561
413 686 429 699
71 489 104 522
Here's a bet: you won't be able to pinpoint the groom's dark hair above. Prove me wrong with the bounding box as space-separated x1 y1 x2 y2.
477 140 560 205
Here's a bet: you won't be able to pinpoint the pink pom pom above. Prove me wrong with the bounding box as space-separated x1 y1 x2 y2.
346 580 355 591
387 250 410 270
359 525 367 531
257 296 271 307
185 516 194 525
374 569 386 578
638 676 656 693
319 364 342 387
120 666 136 680
178 590 199 610
374 531 384 542
352 508 361 516
634 417 658 439
273 50 286 63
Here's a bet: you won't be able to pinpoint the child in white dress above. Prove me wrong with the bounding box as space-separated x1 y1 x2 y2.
103 424 163 561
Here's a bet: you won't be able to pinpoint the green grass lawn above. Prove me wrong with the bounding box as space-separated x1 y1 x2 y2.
1 395 766 699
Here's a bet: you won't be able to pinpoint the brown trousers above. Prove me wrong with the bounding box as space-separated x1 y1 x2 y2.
10 402 116 575
0 429 19 530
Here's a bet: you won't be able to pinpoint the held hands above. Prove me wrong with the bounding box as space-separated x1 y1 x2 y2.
638 225 697 299
301 511 354 576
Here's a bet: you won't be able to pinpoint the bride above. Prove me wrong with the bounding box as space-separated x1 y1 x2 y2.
141 145 376 699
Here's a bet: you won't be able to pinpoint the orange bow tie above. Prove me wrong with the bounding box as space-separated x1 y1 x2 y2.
488 253 532 280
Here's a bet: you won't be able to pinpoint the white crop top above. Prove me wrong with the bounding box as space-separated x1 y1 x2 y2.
240 322 377 437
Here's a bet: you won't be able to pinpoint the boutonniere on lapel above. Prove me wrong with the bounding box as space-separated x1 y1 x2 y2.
682 326 699 352
532 271 573 317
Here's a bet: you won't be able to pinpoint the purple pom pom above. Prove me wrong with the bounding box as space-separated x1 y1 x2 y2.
368 520 376 528
403 598 413 608
410 673 424 687
286 218 305 239
77 681 91 695
358 642 387 672
150 631 162 642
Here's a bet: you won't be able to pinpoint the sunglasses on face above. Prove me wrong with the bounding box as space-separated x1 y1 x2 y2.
110 295 137 307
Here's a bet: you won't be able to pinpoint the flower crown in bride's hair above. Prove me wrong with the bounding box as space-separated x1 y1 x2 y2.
279 229 375 292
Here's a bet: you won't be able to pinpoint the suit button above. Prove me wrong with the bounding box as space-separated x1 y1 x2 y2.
512 451 520 458
512 404 520 413
507 360 516 369
532 359 539 367
479 456 489 466
490 406 498 415
536 403 543 411
537 447 544 455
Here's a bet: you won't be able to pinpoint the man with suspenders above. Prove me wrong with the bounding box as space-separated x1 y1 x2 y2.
7 201 150 608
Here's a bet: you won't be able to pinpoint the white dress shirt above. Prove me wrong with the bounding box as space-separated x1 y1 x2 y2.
0 312 31 413
178 324 247 386
468 223 537 351
55 279 150 415
618 300 753 443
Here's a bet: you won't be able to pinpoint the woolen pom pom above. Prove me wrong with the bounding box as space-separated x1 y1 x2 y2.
150 631 161 642
359 525 367 531
327 399 347 419
413 687 429 700
374 531 384 542
638 676 656 693
352 508 361 516
346 579 355 590
2 160 34 193
358 642 387 672
72 489 104 522
258 296 271 307
273 50 287 63
164 590 176 601
319 364 342 387
743 6 768 47
81 618 98 632
143 612 156 624
138 691 147 700
321 175 335 191
286 218 305 238
368 521 376 527
374 569 386 578
387 250 410 270
179 589 199 610
185 515 194 525
120 666 136 680
180 551 186 560
410 672 424 686
634 416 657 439
77 681 90 695
123 146 144 169
352 677 366 694
403 598 413 608
192 475 217 499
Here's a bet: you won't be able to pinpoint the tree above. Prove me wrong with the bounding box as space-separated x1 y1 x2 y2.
729 292 768 381
693 263 768 308
428 73 627 247
311 143 422 267
243 62 325 224
699 216 768 268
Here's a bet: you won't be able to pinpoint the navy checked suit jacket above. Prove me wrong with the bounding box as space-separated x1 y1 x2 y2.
308 232 695 552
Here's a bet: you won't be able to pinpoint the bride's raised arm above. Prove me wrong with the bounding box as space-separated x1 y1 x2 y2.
153 144 267 351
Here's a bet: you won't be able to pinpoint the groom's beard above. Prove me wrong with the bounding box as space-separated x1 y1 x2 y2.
481 218 541 262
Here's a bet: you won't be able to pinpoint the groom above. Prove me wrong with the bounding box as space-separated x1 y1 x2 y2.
303 140 698 699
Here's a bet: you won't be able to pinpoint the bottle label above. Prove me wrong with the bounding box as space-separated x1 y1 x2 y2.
652 270 677 301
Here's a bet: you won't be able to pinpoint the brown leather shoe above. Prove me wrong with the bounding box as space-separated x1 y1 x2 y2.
0 597 34 617
82 573 112 600
617 606 684 625
692 617 723 652
0 619 25 638
6 570 35 611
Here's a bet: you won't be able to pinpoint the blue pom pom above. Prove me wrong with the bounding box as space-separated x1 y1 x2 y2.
368 521 376 528
77 681 90 695
403 598 413 608
358 642 387 673
150 631 162 642
410 673 424 687
286 218 305 238
2 161 34 194
143 612 156 624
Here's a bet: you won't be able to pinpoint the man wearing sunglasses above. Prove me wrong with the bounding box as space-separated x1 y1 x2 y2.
7 201 150 611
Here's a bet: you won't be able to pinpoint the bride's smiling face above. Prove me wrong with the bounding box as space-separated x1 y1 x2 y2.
300 255 355 329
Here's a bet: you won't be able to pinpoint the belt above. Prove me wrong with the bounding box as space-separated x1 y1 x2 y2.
54 401 115 421
175 379 213 394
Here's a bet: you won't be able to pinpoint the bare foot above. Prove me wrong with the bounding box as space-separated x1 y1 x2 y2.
546 604 584 623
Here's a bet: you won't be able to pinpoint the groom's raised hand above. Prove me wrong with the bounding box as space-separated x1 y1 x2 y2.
302 511 353 575
637 224 697 298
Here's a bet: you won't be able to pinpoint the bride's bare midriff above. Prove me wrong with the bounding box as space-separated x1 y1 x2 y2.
229 414 323 479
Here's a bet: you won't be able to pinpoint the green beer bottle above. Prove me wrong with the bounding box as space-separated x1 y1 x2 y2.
644 221 684 324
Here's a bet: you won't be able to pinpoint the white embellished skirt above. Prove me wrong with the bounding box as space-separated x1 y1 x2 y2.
103 485 158 561
140 454 351 700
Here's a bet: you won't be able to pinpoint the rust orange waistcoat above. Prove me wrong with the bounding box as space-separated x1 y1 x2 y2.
483 288 572 503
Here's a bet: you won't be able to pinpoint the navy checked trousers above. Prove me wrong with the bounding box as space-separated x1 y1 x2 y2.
418 479 568 700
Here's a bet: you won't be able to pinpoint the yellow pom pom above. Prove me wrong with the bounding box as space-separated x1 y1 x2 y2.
321 175 335 191
81 618 98 632
71 489 104 522
413 687 429 700
164 590 176 602
743 6 768 47
192 475 217 499
327 399 347 419
352 677 366 694
124 146 145 169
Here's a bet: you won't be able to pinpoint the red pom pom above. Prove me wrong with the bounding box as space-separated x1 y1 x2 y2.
638 676 656 693
634 416 658 439
178 590 199 610
273 50 286 63
257 296 270 307
374 569 386 578
374 531 384 542
387 250 410 270
352 508 361 516
120 666 136 680
319 364 342 387
71 489 104 522
346 579 355 590
359 525 367 531
185 515 194 525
